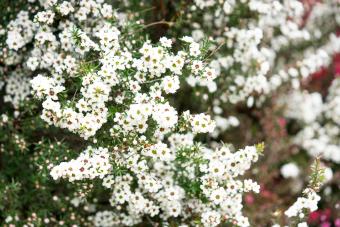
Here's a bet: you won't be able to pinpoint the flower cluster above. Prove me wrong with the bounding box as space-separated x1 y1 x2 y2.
6 11 36 50
268 35 339 94
187 0 339 109
6 1 262 225
285 77 340 164
50 146 111 182
4 69 31 109
285 188 321 218
282 90 323 124
190 113 216 134
280 162 300 179
283 159 326 226
29 21 216 140
0 0 339 226
91 143 262 227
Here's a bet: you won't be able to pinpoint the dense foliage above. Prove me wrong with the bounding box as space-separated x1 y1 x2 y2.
0 0 339 226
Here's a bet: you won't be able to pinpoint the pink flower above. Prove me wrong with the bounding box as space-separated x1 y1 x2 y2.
277 117 286 128
333 54 340 77
308 210 321 223
321 208 331 221
245 194 254 205
334 218 340 227
311 67 328 80
321 222 331 227
259 185 274 199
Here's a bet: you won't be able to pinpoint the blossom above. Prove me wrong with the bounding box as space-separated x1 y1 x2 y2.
285 189 321 218
280 163 300 179
190 113 216 133
50 147 111 182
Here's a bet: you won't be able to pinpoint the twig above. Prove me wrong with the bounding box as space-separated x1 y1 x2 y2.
72 88 78 102
137 6 156 14
142 20 174 29
141 78 163 84
205 41 226 60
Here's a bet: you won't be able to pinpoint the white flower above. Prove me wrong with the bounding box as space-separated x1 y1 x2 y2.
210 187 227 204
162 75 180 94
223 2 233 14
160 37 172 48
34 10 55 24
143 142 174 162
50 147 111 182
58 1 74 16
201 210 221 227
297 222 308 227
191 113 216 133
285 188 320 218
189 42 201 57
181 36 194 43
280 163 300 178
208 160 225 177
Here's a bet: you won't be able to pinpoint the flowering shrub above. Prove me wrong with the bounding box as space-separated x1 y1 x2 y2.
285 77 340 163
0 0 339 226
